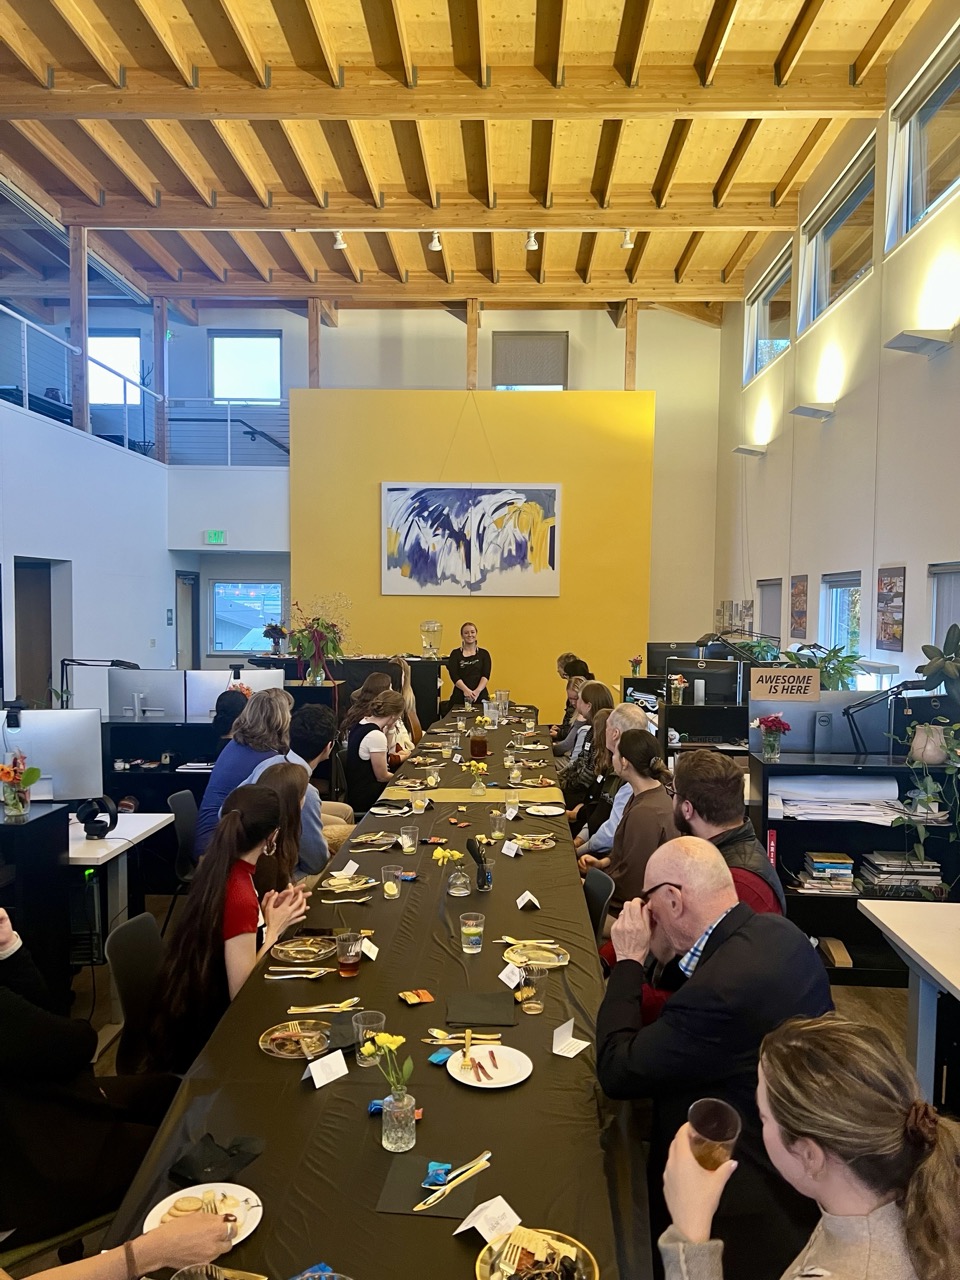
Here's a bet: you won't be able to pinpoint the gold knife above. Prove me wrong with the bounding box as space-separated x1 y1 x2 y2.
412 1159 491 1211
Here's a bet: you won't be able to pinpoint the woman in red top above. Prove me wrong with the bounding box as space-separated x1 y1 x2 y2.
151 786 308 1072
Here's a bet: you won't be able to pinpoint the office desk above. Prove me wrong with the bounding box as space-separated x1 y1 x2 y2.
858 901 960 1099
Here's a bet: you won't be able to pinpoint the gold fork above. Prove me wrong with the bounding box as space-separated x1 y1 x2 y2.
459 1027 473 1074
201 1189 218 1214
497 1233 523 1278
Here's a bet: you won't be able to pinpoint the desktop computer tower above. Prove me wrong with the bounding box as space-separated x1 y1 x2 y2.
69 866 104 966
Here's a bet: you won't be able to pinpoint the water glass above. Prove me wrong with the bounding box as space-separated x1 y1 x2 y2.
450 733 461 751
381 864 403 899
687 1098 742 1170
411 794 428 814
456 715 467 732
496 689 510 712
489 808 506 840
336 931 362 979
352 1010 386 1066
460 912 485 954
399 825 419 853
520 965 548 1015
441 744 453 759
524 715 537 733
503 750 515 768
505 790 520 815
509 766 523 785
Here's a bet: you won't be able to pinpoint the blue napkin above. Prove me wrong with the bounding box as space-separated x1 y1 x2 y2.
288 1266 334 1280
421 1161 452 1188
428 1047 455 1064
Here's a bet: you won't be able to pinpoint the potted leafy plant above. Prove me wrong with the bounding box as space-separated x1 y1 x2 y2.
779 643 863 691
915 623 960 700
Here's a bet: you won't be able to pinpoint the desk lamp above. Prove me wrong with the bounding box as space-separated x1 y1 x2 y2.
841 679 929 757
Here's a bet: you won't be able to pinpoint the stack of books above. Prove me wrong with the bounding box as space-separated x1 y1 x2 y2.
798 851 858 895
860 853 943 889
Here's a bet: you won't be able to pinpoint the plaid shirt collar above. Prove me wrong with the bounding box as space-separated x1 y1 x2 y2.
677 907 736 978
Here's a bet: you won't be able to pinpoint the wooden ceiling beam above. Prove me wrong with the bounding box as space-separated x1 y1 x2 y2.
178 230 229 281
211 119 272 206
771 118 832 206
127 229 181 281
544 121 557 210
335 236 363 284
713 119 761 207
279 119 328 206
775 0 827 87
319 300 338 326
8 120 103 204
281 230 318 282
851 0 913 87
47 0 124 86
132 0 197 87
554 0 570 88
0 272 145 297
217 0 270 87
674 232 704 283
537 232 547 285
0 65 886 120
77 119 160 205
387 0 417 88
489 231 499 284
475 0 488 88
652 119 692 208
144 119 216 206
0 235 42 277
7 297 56 323
231 231 274 281
415 121 439 209
615 0 654 88
628 232 651 284
303 0 342 88
170 298 199 325
0 0 53 87
437 234 454 285
579 231 599 285
721 230 757 282
591 120 624 209
347 122 384 208
656 300 723 327
482 120 495 209
694 0 741 88
383 231 408 282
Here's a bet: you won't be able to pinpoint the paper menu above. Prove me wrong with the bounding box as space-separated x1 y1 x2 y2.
454 1196 522 1243
552 1018 589 1058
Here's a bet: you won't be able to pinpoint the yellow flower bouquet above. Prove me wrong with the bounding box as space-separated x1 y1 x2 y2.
360 1031 413 1095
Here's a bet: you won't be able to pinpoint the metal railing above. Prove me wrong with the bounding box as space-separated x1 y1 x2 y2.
167 398 290 466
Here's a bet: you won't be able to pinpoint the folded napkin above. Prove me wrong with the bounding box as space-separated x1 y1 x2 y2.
445 992 518 1028
169 1134 264 1186
375 1153 480 1219
422 1161 452 1188
428 1047 455 1065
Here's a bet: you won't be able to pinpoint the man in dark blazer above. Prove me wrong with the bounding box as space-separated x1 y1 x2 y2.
596 836 832 1280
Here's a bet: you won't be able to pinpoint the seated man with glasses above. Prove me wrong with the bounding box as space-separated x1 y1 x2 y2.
596 836 831 1280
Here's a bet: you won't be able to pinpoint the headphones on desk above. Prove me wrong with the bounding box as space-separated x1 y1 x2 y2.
76 795 119 840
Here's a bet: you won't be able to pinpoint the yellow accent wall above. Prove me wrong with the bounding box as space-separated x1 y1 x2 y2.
290 390 654 715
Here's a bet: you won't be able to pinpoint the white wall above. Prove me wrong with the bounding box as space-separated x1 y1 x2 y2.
714 0 960 677
167 466 289 552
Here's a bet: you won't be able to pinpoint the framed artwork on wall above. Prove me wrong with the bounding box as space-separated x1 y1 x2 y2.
790 574 808 639
876 566 906 652
381 482 560 596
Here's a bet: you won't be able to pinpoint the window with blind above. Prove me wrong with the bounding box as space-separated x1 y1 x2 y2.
743 251 791 383
492 332 568 390
757 579 783 640
821 572 862 652
930 563 960 647
887 37 960 251
798 144 875 331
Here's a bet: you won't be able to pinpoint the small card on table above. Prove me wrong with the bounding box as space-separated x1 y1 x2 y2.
455 1195 522 1243
552 1018 590 1058
302 1049 349 1089
505 805 519 820
502 840 521 858
498 962 523 989
361 938 379 961
516 891 540 910
341 859 359 877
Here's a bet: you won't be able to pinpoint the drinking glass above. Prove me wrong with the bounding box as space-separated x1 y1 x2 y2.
381 864 403 899
456 715 467 732
441 744 453 759
450 733 461 752
496 689 510 712
489 808 506 840
336 931 362 978
505 790 520 815
399 825 419 853
509 766 523 785
476 856 493 892
524 715 537 733
411 794 428 814
352 1010 386 1066
460 912 485 954
687 1098 742 1170
503 750 516 768
520 965 548 1015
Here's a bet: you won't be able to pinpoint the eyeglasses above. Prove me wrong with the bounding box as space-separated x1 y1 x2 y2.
638 880 682 905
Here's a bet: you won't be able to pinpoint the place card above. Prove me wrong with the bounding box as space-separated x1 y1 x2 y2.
516 891 540 910
302 1049 349 1089
454 1196 521 1243
361 938 380 961
342 859 359 877
505 805 519 820
552 1019 590 1059
498 962 523 989
453 753 463 764
502 840 521 859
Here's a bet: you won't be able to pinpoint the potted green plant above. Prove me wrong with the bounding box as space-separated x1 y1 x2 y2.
779 643 863 691
915 622 960 700
287 597 350 703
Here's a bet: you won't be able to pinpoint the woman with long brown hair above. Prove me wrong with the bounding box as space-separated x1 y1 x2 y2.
150 786 308 1073
661 1014 960 1280
254 761 308 896
343 689 406 813
559 680 616 807
568 706 619 834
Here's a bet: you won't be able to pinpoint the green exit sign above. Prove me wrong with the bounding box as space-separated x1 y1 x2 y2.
204 529 227 545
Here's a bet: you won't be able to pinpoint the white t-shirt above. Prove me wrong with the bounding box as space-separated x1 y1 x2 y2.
358 719 389 760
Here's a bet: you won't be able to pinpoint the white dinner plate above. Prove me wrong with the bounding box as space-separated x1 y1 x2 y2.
143 1183 262 1242
524 804 566 817
369 804 412 816
446 1046 533 1089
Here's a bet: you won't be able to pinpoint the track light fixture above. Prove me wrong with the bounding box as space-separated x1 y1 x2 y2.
333 230 346 250
525 231 538 251
428 231 442 251
621 230 635 250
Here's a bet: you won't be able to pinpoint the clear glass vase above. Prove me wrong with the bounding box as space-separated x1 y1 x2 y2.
382 1091 416 1152
761 730 782 763
2 784 29 822
447 868 471 897
470 777 487 796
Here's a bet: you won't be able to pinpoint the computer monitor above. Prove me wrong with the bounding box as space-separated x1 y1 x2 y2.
107 669 187 720
747 690 895 755
666 657 742 706
185 668 285 718
647 642 701 675
0 709 103 800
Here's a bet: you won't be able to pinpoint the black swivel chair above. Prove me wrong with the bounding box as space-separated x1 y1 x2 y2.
104 912 162 1074
583 867 616 943
162 790 198 936
332 746 350 805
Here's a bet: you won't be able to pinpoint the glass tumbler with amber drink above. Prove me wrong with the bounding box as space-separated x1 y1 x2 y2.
687 1098 741 1169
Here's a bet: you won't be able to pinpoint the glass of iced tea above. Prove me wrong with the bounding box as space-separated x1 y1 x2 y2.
336 931 363 979
687 1098 741 1169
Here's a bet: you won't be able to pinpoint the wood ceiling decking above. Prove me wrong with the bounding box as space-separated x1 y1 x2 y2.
0 0 931 324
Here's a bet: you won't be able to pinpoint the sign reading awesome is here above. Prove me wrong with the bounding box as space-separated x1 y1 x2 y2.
749 669 821 701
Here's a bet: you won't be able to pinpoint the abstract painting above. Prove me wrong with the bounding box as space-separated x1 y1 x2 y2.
790 574 808 640
876 566 905 652
382 483 560 596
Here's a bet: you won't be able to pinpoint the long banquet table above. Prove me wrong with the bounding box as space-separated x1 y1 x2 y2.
105 708 619 1279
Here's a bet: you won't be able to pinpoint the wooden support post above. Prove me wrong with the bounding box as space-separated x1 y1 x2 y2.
307 298 322 388
152 297 168 462
624 298 638 391
466 298 479 390
68 224 89 431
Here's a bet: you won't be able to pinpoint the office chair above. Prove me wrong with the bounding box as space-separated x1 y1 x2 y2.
583 867 616 944
162 789 198 936
104 912 162 1075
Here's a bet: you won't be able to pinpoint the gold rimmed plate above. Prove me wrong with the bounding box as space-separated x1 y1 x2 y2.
258 1019 331 1059
502 942 570 969
271 937 337 964
512 833 556 850
476 1229 598 1280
